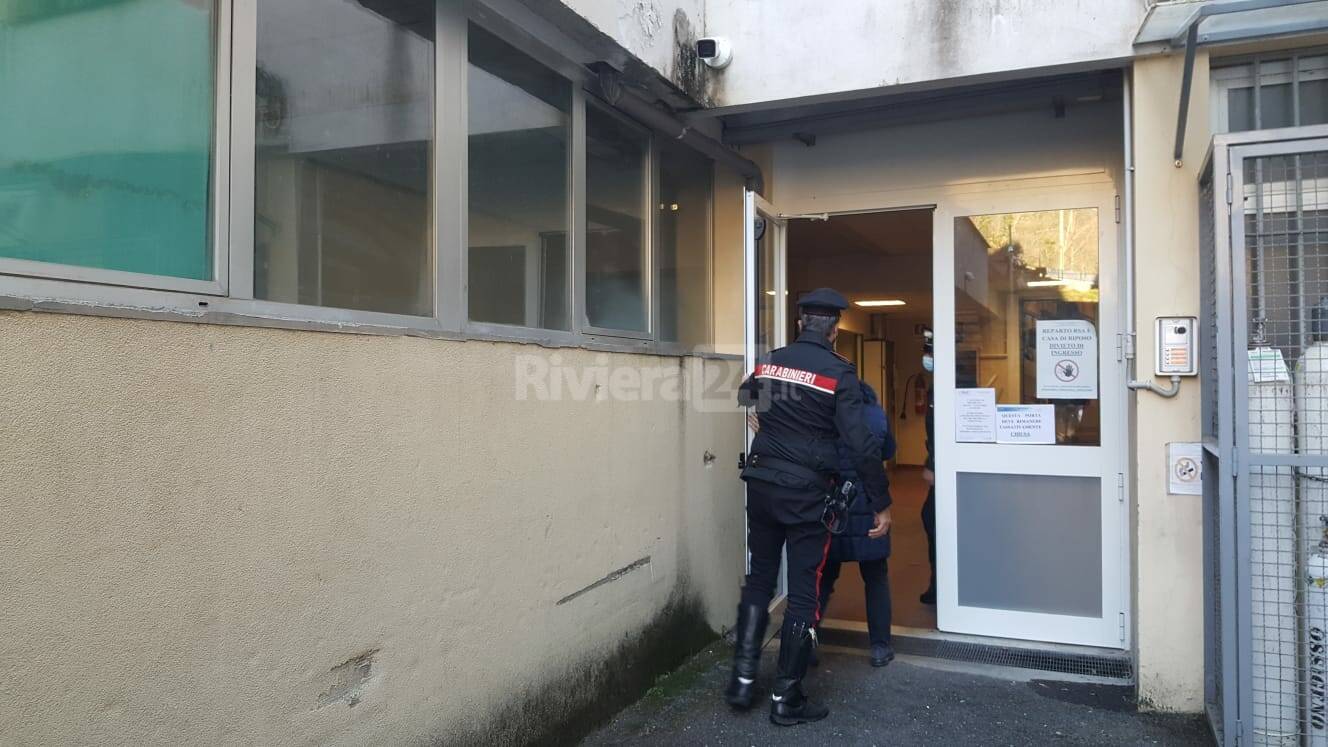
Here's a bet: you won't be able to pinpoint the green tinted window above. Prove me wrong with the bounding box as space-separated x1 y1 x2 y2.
0 0 215 281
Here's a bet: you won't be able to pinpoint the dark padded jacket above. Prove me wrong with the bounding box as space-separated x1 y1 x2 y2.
738 331 891 521
829 381 895 563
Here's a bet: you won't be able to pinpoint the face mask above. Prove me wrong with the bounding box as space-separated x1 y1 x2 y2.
922 354 934 373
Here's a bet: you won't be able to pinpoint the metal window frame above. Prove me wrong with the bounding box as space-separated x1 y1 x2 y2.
0 0 727 356
1211 47 1328 134
0 0 233 295
580 97 656 341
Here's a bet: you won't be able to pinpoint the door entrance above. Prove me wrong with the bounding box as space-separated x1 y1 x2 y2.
936 187 1126 648
743 191 788 610
748 187 1127 651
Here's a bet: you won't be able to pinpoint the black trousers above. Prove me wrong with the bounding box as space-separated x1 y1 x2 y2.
921 485 936 588
739 480 831 627
819 558 892 646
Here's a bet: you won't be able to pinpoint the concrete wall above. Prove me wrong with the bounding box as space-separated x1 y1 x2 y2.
0 312 746 745
560 0 707 94
698 0 1144 109
1128 50 1211 712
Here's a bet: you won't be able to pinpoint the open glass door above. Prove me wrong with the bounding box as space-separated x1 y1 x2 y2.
743 190 789 606
934 186 1127 648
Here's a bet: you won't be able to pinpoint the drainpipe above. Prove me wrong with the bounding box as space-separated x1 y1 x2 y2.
594 68 765 194
1124 72 1182 398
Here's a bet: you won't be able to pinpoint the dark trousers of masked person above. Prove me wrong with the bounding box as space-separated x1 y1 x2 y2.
724 478 832 725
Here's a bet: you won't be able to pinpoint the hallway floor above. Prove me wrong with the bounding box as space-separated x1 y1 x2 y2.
824 465 936 631
581 641 1211 746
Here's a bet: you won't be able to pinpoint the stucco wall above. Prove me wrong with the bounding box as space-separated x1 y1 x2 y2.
0 311 746 745
1129 51 1211 712
701 0 1143 109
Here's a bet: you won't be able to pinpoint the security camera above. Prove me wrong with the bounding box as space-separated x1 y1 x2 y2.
696 37 732 69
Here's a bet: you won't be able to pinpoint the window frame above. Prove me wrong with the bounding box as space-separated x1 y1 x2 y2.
0 0 720 356
1211 48 1328 134
0 0 234 296
579 97 656 341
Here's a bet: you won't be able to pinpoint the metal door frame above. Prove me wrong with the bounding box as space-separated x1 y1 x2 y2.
1205 123 1328 747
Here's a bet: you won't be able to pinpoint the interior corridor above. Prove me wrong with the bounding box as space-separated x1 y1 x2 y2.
823 465 935 631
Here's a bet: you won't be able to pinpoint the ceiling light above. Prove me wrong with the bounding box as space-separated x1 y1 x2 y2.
1027 279 1094 290
854 299 906 307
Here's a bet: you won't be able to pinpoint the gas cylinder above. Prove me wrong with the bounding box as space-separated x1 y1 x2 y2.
1299 341 1328 745
1250 346 1298 745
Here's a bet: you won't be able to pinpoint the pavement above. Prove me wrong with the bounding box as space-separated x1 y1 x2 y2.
580 641 1213 746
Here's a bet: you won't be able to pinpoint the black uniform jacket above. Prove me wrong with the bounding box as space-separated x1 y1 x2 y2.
738 330 891 519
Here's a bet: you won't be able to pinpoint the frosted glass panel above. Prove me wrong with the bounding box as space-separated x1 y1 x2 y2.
0 0 215 280
957 472 1102 617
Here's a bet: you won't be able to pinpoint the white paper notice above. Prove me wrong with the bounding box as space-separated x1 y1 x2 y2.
995 404 1056 444
955 388 997 443
1036 320 1098 400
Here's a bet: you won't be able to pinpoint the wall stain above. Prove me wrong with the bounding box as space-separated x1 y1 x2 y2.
433 590 715 746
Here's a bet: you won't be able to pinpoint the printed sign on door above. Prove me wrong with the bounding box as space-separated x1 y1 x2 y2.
1036 319 1098 400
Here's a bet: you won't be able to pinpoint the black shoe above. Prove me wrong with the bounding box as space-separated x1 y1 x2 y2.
870 643 895 668
770 619 830 726
724 603 769 710
920 583 937 605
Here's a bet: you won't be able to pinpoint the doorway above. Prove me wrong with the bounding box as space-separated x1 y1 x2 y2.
783 208 938 634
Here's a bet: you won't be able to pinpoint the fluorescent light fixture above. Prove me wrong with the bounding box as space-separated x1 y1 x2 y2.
854 299 906 307
1027 279 1094 290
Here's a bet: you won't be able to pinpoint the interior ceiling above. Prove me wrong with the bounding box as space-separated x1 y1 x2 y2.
788 210 931 257
787 210 935 319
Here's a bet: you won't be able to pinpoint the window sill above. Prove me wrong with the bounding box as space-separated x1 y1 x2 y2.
0 276 739 361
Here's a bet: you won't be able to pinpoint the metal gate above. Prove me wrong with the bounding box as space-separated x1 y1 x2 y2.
1204 125 1328 746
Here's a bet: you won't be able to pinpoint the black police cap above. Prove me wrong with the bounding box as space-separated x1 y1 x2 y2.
796 287 849 314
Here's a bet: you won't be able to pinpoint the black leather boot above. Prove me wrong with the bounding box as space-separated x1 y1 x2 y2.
724 603 769 709
769 619 829 726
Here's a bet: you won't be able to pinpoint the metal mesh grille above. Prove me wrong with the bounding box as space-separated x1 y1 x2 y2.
1198 163 1225 742
1243 149 1328 745
819 628 1132 680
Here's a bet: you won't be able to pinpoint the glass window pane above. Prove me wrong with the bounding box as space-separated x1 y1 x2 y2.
657 141 712 347
586 106 649 333
1301 79 1328 127
1228 86 1255 132
254 0 433 316
0 1 215 280
957 472 1102 616
467 24 571 329
954 208 1100 445
1259 82 1294 129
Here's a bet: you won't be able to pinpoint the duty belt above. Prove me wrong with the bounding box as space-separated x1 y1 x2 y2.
744 453 832 488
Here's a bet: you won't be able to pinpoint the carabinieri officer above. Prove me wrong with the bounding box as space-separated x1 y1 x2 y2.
725 287 892 726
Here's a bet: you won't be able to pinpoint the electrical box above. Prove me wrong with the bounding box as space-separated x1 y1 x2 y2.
1156 316 1198 376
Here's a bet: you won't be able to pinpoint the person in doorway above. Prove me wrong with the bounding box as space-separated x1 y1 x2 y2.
919 330 938 605
725 288 891 727
817 379 897 667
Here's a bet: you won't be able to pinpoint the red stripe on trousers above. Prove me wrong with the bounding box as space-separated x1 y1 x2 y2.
813 532 832 623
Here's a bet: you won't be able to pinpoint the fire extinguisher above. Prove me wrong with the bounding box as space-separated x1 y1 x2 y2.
901 374 929 420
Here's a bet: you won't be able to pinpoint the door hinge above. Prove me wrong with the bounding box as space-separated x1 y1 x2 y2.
1114 194 1121 224
1117 473 1125 503
1119 612 1126 642
1226 171 1234 205
1234 719 1243 745
1115 333 1123 362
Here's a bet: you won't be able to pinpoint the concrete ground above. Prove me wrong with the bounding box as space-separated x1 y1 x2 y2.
581 641 1212 746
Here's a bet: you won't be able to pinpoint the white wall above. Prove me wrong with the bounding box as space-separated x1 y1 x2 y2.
697 0 1142 109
